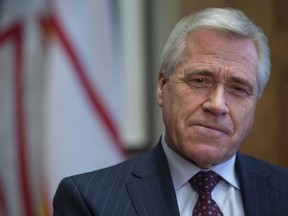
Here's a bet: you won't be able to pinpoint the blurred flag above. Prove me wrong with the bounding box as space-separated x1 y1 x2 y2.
0 0 143 215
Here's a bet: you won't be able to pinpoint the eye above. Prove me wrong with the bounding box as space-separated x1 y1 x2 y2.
228 85 250 97
188 77 212 88
193 78 206 83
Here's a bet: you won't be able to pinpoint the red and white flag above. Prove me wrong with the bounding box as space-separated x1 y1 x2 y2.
0 0 148 215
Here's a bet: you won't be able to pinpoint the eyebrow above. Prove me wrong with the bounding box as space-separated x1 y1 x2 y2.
183 69 214 79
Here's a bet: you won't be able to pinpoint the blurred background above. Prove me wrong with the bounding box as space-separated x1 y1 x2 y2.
0 0 287 215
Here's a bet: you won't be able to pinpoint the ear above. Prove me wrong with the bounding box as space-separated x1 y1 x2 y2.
156 71 167 107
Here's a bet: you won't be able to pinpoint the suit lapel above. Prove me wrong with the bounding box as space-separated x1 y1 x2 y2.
236 153 280 216
126 143 180 216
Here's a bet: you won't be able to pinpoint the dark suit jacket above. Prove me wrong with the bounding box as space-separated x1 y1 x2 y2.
53 141 288 216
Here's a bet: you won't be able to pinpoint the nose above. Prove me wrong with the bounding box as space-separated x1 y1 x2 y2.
202 84 229 115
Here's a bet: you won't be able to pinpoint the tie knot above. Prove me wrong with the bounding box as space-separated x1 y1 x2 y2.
189 171 221 193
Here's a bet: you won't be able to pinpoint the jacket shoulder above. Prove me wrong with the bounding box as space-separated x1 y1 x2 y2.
237 153 288 179
54 144 166 215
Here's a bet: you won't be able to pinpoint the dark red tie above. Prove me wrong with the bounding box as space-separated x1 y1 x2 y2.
189 171 223 216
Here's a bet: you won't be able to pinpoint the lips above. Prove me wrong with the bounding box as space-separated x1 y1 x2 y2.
189 121 233 135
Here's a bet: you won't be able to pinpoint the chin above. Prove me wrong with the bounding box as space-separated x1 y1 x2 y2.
184 144 228 166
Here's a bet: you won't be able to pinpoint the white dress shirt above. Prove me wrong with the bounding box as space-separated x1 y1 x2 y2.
161 134 245 216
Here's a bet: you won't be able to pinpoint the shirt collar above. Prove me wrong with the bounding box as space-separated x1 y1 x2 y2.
161 132 240 190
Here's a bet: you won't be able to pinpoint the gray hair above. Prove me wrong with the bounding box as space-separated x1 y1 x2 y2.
160 8 270 97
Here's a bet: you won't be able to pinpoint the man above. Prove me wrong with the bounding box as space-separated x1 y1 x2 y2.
53 8 288 216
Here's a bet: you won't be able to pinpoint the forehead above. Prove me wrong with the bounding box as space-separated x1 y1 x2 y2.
178 29 259 82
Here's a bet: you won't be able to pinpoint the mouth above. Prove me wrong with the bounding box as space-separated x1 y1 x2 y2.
192 123 232 135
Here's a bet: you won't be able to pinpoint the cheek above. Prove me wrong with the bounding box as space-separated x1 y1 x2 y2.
162 92 185 128
162 87 199 139
233 102 256 138
162 86 188 116
164 92 199 127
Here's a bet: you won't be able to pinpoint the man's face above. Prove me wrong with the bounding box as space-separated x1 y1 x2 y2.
156 29 259 168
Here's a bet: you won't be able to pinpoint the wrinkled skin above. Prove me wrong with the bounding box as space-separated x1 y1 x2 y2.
157 29 259 168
